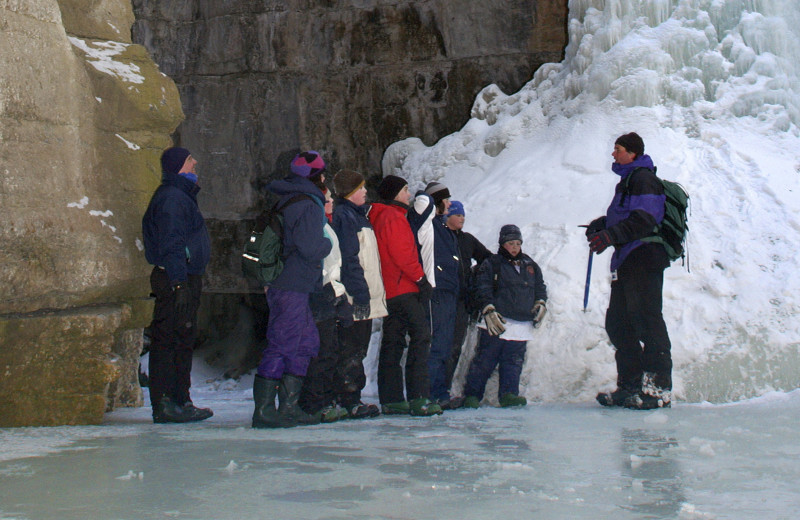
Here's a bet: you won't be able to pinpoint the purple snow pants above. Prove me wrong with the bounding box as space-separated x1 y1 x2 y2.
258 287 320 379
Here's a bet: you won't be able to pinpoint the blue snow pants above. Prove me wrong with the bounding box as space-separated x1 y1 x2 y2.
464 329 526 400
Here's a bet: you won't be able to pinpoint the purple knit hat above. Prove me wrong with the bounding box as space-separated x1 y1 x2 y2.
290 151 326 178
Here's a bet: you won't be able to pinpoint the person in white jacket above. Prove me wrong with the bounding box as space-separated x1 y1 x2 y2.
299 188 351 423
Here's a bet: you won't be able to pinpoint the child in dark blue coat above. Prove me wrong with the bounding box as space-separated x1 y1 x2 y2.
463 224 547 408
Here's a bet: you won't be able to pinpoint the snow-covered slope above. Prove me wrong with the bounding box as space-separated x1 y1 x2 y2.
384 0 800 403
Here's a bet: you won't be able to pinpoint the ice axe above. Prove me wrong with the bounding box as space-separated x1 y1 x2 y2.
578 224 593 312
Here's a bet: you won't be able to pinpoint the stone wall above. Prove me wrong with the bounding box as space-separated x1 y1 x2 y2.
0 0 183 426
131 0 568 293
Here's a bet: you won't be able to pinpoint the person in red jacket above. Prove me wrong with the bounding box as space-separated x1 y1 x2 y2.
368 175 441 417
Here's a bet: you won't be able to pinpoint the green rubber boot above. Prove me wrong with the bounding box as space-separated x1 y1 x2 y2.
252 375 281 428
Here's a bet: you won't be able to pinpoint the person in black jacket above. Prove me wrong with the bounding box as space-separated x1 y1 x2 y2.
443 201 491 391
142 147 213 424
586 132 672 410
463 225 547 408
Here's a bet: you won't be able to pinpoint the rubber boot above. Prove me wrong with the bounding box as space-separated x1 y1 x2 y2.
252 375 281 428
278 374 322 428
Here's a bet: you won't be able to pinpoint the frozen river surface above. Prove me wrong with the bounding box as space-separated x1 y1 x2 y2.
1 391 799 520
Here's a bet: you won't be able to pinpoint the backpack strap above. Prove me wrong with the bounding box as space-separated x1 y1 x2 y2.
490 255 502 295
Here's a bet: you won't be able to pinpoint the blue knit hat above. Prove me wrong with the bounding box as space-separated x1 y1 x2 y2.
447 200 465 217
291 151 326 177
160 147 191 175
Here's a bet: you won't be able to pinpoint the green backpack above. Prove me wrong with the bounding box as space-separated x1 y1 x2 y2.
241 194 309 285
626 168 690 267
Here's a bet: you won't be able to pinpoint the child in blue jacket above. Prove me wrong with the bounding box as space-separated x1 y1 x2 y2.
463 224 547 408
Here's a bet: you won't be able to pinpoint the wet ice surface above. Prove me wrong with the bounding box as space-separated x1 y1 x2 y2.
2 392 799 520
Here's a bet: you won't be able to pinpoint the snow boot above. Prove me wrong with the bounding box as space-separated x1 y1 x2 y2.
152 396 186 424
623 372 672 410
252 375 281 428
499 393 527 408
345 402 380 419
381 401 410 415
181 401 214 422
320 404 346 423
436 396 465 411
596 388 636 407
409 397 443 416
277 374 322 427
463 396 481 409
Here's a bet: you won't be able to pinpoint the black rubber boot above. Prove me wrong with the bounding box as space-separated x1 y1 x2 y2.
278 374 321 428
252 375 281 428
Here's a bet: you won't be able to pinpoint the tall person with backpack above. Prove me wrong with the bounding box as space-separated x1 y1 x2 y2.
252 151 332 428
586 132 674 410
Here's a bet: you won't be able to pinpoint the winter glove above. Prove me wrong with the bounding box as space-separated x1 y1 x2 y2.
531 300 547 328
587 230 613 254
173 283 191 320
585 216 607 236
482 304 506 336
353 302 371 321
416 275 433 304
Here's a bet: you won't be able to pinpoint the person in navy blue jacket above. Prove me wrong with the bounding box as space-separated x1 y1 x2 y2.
252 151 332 428
586 132 673 410
408 182 463 410
463 225 547 409
142 147 213 424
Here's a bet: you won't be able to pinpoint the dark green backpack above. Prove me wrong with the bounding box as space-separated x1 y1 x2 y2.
626 167 690 267
241 194 309 285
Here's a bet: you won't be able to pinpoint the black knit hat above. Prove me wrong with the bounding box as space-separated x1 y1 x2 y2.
615 132 644 157
499 224 523 245
160 147 191 175
333 169 366 199
377 175 408 201
424 181 451 204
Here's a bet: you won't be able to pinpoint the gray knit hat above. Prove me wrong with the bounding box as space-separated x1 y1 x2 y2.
499 224 523 245
424 181 451 204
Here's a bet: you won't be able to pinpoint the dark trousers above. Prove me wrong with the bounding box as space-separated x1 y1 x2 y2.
427 290 458 401
378 293 431 404
300 316 339 414
445 299 469 390
464 329 526 400
148 267 202 408
605 259 672 391
336 319 373 407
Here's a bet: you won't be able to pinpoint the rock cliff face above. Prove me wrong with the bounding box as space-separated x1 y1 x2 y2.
0 0 183 426
131 0 568 293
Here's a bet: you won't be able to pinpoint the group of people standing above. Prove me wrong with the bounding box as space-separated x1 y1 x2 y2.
141 131 673 426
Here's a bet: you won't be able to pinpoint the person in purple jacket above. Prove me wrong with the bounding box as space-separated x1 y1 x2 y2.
252 151 333 428
585 132 673 410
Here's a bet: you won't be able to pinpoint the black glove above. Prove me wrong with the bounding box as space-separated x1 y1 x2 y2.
353 302 371 321
416 276 433 303
173 283 191 319
587 230 613 254
585 216 607 236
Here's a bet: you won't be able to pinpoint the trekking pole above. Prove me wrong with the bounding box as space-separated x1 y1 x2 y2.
583 249 593 312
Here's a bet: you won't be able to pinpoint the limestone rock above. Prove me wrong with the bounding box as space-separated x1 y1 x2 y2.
0 0 183 425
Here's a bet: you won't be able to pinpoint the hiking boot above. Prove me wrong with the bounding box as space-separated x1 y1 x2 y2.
252 375 281 428
277 375 322 427
596 388 635 407
346 402 380 419
499 393 527 408
381 401 410 415
462 396 481 409
320 404 345 423
623 392 671 410
181 401 214 422
436 396 465 411
409 397 443 416
152 397 186 424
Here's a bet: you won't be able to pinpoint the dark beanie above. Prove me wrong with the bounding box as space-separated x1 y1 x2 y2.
424 181 451 204
160 147 191 175
333 169 366 199
614 132 644 157
377 175 408 201
499 224 523 245
291 151 326 178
